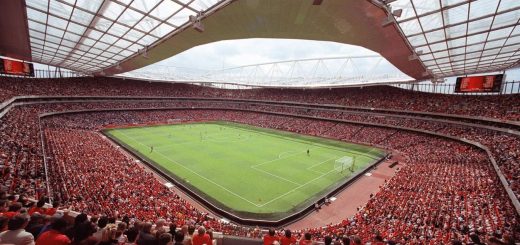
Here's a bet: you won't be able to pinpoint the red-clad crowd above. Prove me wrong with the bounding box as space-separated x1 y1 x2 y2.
0 76 519 244
1 76 519 121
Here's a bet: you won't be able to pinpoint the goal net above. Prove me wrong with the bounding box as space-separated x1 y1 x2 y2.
334 156 354 173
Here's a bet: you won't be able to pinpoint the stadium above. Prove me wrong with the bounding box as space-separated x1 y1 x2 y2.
0 0 519 244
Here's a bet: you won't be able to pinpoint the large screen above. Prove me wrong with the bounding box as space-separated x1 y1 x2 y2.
0 58 35 77
455 74 503 93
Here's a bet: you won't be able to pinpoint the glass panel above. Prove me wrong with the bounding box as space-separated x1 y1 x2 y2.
429 42 447 52
466 33 487 45
103 1 126 20
484 39 507 49
498 0 520 12
190 0 220 11
95 18 113 32
119 8 144 26
152 23 175 37
450 47 466 55
125 29 145 42
447 37 466 49
82 38 96 46
409 35 427 46
48 15 69 29
135 16 161 33
128 43 144 52
466 43 484 52
501 44 520 53
66 22 87 36
400 18 422 36
419 12 443 32
131 0 162 13
137 35 158 46
425 29 446 43
47 26 65 38
70 8 95 26
27 8 48 23
108 23 130 36
100 33 118 44
28 20 47 33
151 1 182 19
505 35 520 45
488 26 514 41
467 17 493 35
492 11 520 29
392 0 416 21
49 0 73 19
482 48 501 56
64 31 81 43
419 54 434 61
469 0 498 19
167 7 196 26
26 0 48 11
443 3 468 24
76 0 104 13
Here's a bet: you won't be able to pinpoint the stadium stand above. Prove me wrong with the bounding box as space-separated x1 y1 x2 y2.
0 77 519 244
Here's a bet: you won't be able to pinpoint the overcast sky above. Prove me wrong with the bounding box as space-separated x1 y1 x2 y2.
153 38 380 70
123 38 412 85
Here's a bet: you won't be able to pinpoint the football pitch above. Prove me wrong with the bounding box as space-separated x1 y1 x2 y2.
104 121 386 221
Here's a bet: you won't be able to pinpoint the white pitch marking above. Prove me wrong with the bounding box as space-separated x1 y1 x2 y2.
117 131 263 207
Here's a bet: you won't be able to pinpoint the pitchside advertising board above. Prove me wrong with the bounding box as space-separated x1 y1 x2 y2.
0 58 35 77
455 74 504 93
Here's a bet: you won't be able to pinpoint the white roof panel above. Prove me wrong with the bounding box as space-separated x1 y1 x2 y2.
389 0 520 77
25 0 226 73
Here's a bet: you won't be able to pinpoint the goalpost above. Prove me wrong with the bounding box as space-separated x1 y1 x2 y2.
334 156 356 173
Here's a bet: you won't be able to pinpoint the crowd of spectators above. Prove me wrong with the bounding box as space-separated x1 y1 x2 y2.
0 76 519 244
38 110 519 243
1 76 519 120
0 191 218 245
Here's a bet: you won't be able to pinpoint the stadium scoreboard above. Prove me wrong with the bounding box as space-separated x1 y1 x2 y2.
455 74 504 93
0 57 34 77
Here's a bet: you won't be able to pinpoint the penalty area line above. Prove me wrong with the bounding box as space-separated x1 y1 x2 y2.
257 168 337 207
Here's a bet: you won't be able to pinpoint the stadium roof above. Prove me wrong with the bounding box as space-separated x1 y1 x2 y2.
0 0 519 84
388 0 520 78
22 0 225 72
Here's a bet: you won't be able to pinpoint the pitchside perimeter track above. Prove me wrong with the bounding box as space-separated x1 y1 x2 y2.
104 121 386 222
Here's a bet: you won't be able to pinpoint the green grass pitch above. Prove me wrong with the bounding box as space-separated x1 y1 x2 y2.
104 121 386 220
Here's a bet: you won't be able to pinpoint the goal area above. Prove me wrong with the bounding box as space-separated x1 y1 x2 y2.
334 156 355 173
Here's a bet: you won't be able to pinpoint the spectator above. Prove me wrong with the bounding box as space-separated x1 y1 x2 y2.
324 236 332 245
123 227 139 245
263 228 279 245
192 226 211 245
280 229 297 245
137 222 157 245
36 217 71 245
93 216 109 241
26 213 45 239
174 230 185 245
0 214 35 245
158 232 173 245
299 233 312 245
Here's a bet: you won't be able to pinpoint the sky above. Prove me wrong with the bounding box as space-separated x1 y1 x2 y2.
122 38 413 86
152 38 380 70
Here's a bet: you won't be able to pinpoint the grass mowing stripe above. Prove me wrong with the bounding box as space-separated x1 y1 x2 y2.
116 129 263 207
105 122 386 220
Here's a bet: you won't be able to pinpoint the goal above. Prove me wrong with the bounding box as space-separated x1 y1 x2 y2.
334 156 355 173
